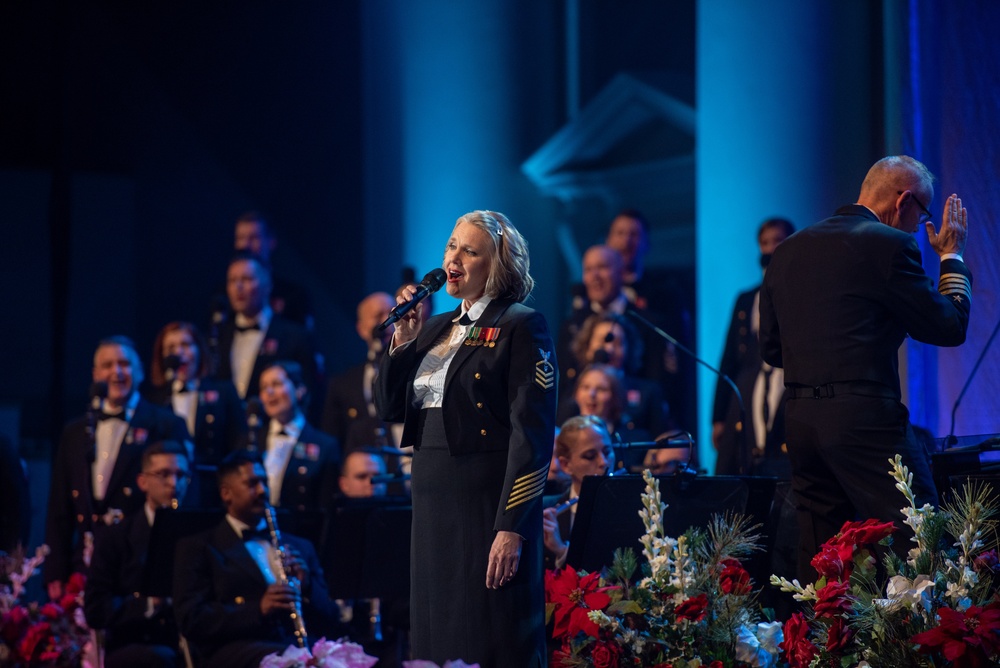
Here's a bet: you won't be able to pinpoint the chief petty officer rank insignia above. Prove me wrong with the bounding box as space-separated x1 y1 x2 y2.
535 348 555 392
465 326 500 347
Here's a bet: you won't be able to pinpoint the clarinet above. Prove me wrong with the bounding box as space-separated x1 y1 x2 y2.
263 503 308 649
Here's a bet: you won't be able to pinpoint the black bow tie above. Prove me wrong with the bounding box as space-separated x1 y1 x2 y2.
235 322 261 333
241 527 271 542
458 313 474 326
96 410 126 422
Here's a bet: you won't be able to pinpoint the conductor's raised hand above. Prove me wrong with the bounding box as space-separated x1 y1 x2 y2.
391 284 425 346
926 193 968 258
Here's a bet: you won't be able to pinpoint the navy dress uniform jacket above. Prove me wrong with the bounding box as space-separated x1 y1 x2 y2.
374 298 558 547
242 422 341 513
44 399 189 585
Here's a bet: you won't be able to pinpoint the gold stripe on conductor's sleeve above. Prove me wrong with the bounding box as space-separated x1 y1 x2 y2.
506 483 545 511
939 272 971 299
506 478 546 507
510 464 548 493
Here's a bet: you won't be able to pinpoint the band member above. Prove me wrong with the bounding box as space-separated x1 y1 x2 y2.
84 441 191 668
172 450 338 668
44 336 189 598
542 416 614 569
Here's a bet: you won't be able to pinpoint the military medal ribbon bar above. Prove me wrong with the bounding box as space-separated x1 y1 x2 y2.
464 326 501 347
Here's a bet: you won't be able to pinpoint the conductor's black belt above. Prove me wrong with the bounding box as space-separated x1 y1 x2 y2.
786 381 898 400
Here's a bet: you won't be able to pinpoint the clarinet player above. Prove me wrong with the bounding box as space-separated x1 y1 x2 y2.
172 450 338 667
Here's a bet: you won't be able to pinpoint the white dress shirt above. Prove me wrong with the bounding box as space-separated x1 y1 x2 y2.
409 296 492 409
171 378 199 438
93 392 139 500
231 305 273 398
226 515 279 584
265 412 305 505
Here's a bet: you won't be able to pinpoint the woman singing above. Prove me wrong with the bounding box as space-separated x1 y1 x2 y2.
375 211 557 667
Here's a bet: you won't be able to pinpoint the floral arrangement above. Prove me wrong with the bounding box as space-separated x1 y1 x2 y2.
260 638 379 668
0 547 93 668
545 469 779 667
260 639 479 668
771 455 1000 667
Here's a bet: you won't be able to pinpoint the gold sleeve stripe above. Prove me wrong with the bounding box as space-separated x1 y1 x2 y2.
506 478 546 506
506 482 545 511
939 273 971 290
939 273 972 302
510 464 548 492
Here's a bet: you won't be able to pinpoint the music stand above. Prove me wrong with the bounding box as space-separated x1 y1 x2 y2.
323 497 412 600
566 474 778 585
144 509 223 597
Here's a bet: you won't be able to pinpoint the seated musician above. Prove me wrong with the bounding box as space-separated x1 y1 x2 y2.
84 440 191 668
338 449 388 499
172 450 338 668
541 416 615 569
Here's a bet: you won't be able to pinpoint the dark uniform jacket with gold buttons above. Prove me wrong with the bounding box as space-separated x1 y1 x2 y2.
321 361 388 453
145 377 247 466
375 298 558 539
43 399 189 585
241 422 341 512
172 518 337 666
83 510 179 652
214 313 319 405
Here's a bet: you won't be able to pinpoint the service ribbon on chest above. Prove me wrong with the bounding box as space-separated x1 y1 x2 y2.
465 326 501 347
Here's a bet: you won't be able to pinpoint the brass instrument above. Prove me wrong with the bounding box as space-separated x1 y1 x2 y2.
263 503 308 648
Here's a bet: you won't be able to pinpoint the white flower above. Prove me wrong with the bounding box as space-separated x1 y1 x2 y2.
945 581 969 602
587 609 613 628
880 574 935 612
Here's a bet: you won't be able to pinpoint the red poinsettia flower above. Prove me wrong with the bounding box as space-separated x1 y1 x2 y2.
825 616 853 654
707 662 724 668
813 580 852 618
810 543 846 580
674 593 709 622
833 519 896 548
39 603 63 620
18 621 53 661
719 559 752 595
589 640 621 668
546 568 614 638
781 612 820 668
59 592 79 610
912 603 1000 668
65 571 86 596
1 606 30 645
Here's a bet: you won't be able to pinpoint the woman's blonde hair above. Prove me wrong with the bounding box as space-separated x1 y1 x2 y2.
453 210 534 302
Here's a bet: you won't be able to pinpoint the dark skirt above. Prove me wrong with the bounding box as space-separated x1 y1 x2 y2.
410 409 545 668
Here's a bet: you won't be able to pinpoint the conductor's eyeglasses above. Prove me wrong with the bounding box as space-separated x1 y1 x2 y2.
898 190 933 223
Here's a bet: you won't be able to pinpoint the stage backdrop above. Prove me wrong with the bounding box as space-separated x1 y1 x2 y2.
901 0 1000 441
